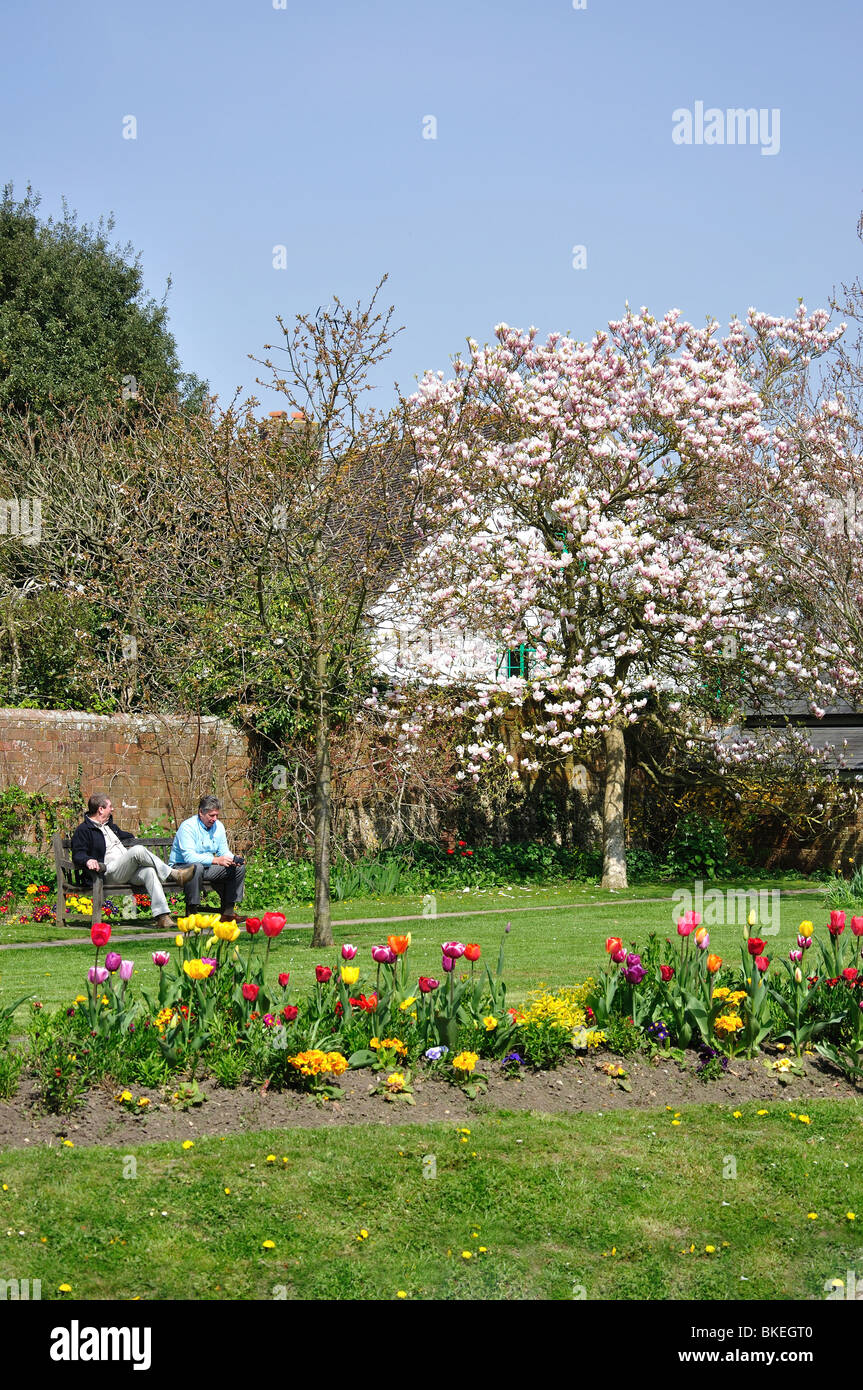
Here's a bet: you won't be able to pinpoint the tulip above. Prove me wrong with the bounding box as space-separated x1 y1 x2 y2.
706 954 722 974
441 941 466 959
372 945 396 965
214 920 241 942
842 968 859 983
747 937 765 956
611 947 626 963
625 952 641 968
315 965 332 984
605 936 624 955
829 911 846 936
262 912 286 938
794 966 803 984
797 934 813 950
677 918 694 937
341 943 358 960
152 951 170 968
418 976 440 992
341 966 360 987
183 959 212 981
754 955 769 972
119 960 134 981
90 922 111 947
624 962 646 985
747 909 757 927
201 957 218 974
789 948 803 963
242 983 259 1002
281 1005 299 1023
660 964 674 982
851 917 863 937
387 934 411 955
278 972 290 988
87 966 109 984
245 917 262 934
441 954 455 973
104 952 122 972
464 943 481 961
695 928 710 950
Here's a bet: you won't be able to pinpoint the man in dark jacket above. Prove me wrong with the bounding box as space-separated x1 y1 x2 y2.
70 794 194 929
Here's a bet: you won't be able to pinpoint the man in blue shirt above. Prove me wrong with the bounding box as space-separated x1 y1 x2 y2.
169 795 246 916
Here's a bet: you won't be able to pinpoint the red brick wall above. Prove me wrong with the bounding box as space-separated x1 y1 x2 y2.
0 708 250 836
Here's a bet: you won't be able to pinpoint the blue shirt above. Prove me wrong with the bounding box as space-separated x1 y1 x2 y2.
169 815 230 867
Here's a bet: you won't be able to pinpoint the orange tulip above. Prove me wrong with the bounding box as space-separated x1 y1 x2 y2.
694 926 709 946
387 934 411 955
605 936 623 955
706 954 722 974
464 943 481 961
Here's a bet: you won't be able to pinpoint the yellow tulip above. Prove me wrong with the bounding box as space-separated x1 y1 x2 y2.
183 958 212 980
341 965 360 986
213 920 241 942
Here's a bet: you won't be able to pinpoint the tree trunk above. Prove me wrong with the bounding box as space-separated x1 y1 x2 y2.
601 721 628 890
311 649 334 949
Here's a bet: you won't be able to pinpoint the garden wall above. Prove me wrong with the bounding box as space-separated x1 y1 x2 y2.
0 708 250 834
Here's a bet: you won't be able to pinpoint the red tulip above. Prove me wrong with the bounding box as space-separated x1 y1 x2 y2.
660 964 674 982
262 912 286 938
245 917 262 934
754 955 769 973
842 967 859 983
747 937 765 956
281 1005 299 1023
278 972 290 988
851 917 863 936
464 943 481 961
611 947 626 963
315 965 332 983
605 936 624 955
90 922 111 947
829 911 846 936
418 976 440 993
242 983 259 1002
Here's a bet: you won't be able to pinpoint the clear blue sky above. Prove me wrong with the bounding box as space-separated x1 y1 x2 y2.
2 0 861 410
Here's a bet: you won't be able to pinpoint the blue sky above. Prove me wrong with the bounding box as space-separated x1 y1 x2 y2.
2 0 861 410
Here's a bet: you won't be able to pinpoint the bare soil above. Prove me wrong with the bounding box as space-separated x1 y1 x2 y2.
0 1049 859 1150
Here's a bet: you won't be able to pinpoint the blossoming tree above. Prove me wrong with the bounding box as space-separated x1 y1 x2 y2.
377 304 844 888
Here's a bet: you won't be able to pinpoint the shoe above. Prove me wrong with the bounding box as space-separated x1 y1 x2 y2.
153 913 176 930
166 865 196 886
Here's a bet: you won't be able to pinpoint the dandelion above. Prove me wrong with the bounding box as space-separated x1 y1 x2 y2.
806 1212 818 1220
847 1212 856 1221
397 1290 407 1298
756 1109 768 1115
732 1110 742 1118
705 1245 716 1253
262 1239 276 1249
182 1140 194 1150
461 1251 472 1259
266 1154 277 1163
58 1283 72 1293
798 1115 811 1124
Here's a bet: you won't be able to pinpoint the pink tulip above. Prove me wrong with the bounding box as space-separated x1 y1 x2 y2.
152 951 170 967
88 966 109 985
441 954 455 973
677 917 694 937
442 941 466 959
372 945 396 965
851 917 863 937
119 960 134 981
341 943 358 960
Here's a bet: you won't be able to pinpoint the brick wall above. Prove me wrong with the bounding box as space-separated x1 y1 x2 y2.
0 708 250 835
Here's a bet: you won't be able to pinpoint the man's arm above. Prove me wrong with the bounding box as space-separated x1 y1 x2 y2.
70 824 104 874
173 819 215 866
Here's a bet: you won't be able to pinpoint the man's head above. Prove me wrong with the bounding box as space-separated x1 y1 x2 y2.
198 795 221 829
87 794 113 824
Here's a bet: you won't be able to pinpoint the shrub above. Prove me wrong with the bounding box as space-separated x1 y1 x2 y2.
665 812 729 879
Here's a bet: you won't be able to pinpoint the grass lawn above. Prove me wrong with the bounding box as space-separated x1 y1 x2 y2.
0 878 830 1018
1 1101 860 1300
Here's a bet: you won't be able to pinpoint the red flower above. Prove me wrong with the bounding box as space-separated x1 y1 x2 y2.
458 841 466 847
281 1005 298 1023
585 1006 595 1022
465 849 473 855
242 983 259 1002
334 1000 344 1017
842 968 859 983
826 977 841 988
464 943 481 961
315 965 332 983
262 912 286 938
278 972 290 988
660 964 674 982
245 917 262 934
754 955 769 973
747 937 765 956
90 922 111 947
360 993 378 1013
851 917 863 937
446 848 454 854
418 976 440 993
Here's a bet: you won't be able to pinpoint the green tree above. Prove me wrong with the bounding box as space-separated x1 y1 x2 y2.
0 183 206 418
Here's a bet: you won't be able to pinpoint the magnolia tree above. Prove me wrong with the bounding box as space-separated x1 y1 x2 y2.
374 305 846 888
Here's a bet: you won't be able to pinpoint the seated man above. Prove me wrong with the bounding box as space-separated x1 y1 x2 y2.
70 794 195 930
169 795 246 918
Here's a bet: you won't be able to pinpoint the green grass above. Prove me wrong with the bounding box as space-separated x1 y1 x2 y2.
0 879 829 1018
1 1101 861 1300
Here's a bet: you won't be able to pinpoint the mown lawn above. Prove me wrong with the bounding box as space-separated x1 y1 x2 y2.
0 879 829 1018
1 1101 860 1300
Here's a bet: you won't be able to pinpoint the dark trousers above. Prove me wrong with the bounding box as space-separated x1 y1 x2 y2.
184 862 246 914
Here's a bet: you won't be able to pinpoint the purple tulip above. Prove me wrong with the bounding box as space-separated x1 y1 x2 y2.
505 922 511 933
88 966 109 985
152 951 170 968
372 945 396 965
119 960 134 981
341 943 358 960
201 957 218 973
695 932 710 951
441 954 455 973
789 948 803 963
442 941 466 959
797 934 812 950
625 952 641 968
623 963 647 985
104 951 122 972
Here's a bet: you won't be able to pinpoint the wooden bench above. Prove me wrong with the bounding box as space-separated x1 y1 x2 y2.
52 833 181 928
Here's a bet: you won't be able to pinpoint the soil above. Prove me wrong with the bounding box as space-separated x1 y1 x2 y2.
0 1050 859 1150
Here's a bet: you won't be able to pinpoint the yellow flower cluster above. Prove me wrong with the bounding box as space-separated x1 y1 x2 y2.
521 986 590 1032
712 988 747 1007
386 1072 406 1091
66 895 93 914
452 1051 480 1073
369 1037 407 1055
288 1050 349 1077
154 1006 178 1034
571 1026 607 1050
714 1014 744 1036
177 912 224 934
